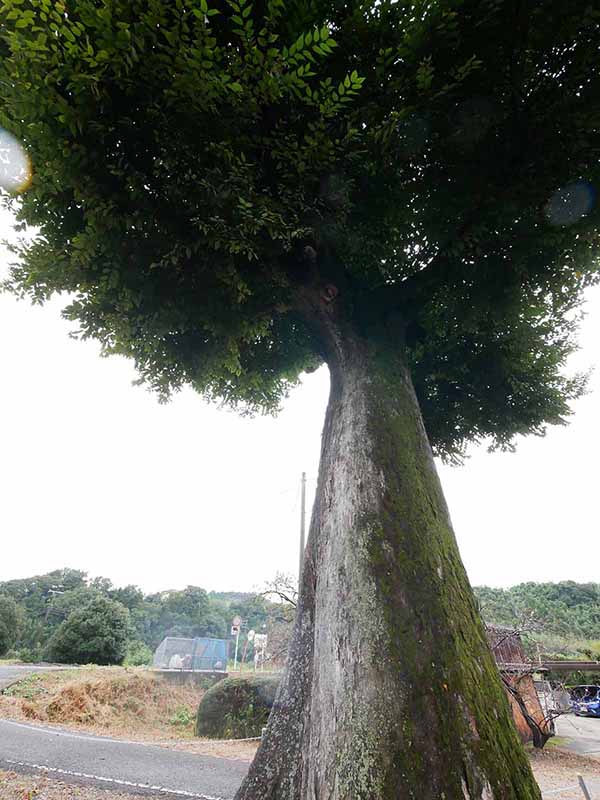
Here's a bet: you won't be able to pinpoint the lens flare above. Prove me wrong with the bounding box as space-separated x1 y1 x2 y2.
0 128 32 194
544 180 595 227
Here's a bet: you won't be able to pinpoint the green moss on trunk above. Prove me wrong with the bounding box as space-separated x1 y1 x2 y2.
355 346 539 798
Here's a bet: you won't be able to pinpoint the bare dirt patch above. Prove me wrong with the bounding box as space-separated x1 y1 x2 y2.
0 667 258 762
0 769 142 800
159 736 259 762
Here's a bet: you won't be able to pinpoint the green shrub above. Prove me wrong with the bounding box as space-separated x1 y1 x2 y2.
195 674 280 739
169 706 194 727
123 640 153 667
46 597 131 666
17 647 44 663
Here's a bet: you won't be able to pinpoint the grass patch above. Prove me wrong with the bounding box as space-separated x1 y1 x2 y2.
4 672 50 700
545 736 569 749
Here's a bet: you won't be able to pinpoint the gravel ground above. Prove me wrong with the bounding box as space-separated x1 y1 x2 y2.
0 769 145 799
530 747 600 798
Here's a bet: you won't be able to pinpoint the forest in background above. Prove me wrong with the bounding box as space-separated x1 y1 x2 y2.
0 569 598 666
0 568 289 665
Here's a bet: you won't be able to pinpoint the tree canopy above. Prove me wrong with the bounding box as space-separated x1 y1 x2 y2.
1 0 599 460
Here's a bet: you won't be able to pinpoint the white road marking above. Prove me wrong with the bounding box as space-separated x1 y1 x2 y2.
0 717 260 746
2 757 231 800
0 719 152 747
0 718 158 746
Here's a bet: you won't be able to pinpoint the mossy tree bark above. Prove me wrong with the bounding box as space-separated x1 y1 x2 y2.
235 296 541 800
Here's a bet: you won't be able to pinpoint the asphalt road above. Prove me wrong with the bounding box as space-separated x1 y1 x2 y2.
555 713 600 756
0 718 248 799
0 663 71 692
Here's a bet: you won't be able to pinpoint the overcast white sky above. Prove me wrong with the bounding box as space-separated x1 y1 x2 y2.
0 205 598 594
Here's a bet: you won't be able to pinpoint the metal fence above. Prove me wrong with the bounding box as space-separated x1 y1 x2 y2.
153 636 229 672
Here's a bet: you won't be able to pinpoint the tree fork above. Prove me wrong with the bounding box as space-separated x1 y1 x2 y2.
235 304 541 800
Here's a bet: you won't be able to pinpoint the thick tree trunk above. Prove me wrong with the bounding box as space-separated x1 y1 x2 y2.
235 315 541 799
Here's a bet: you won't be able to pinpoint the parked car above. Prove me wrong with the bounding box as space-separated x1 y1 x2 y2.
569 685 600 717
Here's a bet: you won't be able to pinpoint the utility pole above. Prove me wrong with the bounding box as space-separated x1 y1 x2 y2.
231 615 242 671
299 471 307 584
233 628 240 671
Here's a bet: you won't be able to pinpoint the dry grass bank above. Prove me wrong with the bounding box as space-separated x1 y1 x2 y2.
0 667 200 741
0 667 258 761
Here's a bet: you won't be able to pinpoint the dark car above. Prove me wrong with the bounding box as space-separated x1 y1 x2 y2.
570 685 600 718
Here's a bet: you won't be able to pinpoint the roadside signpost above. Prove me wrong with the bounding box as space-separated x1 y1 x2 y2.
232 616 242 671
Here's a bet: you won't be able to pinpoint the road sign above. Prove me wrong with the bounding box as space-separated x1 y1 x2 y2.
231 618 243 670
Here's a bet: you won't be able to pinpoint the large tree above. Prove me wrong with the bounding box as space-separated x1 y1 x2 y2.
1 0 599 796
47 596 131 665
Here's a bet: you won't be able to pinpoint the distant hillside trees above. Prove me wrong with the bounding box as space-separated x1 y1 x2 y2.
0 595 21 656
475 582 600 639
6 571 595 668
475 582 600 665
47 597 131 666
